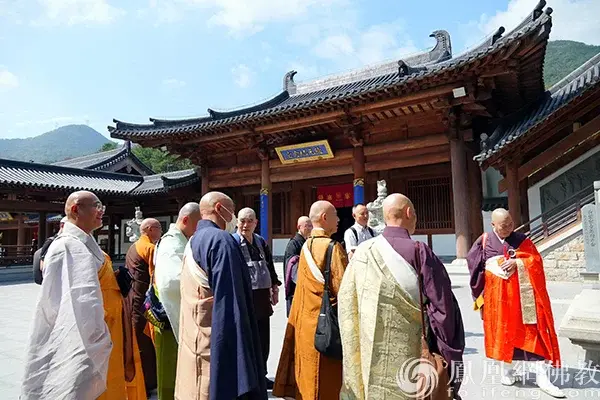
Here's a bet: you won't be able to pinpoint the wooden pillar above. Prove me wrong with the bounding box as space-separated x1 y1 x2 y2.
519 178 530 226
38 211 47 249
260 158 272 247
290 182 303 235
450 139 471 260
107 215 116 257
201 166 209 195
506 161 521 226
353 145 366 205
467 157 484 243
17 214 26 247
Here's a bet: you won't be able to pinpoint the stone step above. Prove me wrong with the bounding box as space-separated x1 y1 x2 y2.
0 265 33 283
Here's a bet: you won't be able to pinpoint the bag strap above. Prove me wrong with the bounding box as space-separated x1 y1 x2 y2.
322 240 337 294
414 241 427 339
350 227 358 243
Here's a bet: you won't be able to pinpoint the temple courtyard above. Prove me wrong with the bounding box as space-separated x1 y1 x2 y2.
1 265 599 400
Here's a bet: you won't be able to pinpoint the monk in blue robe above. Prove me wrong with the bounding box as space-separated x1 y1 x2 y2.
176 191 267 400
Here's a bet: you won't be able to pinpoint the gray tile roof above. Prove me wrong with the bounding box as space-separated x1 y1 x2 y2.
0 159 142 195
476 51 600 164
0 159 198 196
131 169 199 195
109 5 552 141
51 143 155 174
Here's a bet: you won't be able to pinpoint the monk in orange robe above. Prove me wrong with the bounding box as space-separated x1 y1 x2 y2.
124 218 163 394
273 200 348 400
98 252 147 400
467 208 564 398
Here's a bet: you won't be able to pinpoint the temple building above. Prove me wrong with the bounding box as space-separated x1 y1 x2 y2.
108 2 556 261
1 1 599 269
0 143 199 265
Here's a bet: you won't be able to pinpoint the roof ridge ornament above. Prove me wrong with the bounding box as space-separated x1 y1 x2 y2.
492 27 505 45
283 70 297 95
532 0 546 20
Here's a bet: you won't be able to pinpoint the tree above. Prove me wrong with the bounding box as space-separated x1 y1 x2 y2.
99 142 118 152
132 147 194 173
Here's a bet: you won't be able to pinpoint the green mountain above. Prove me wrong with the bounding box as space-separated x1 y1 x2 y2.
544 40 600 88
0 125 111 164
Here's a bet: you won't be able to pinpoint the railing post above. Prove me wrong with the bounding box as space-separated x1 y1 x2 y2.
543 222 549 238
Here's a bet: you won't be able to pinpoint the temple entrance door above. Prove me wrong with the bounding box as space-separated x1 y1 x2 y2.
332 206 353 243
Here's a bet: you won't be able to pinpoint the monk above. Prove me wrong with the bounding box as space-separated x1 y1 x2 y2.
339 193 465 399
21 191 112 399
467 208 564 398
98 251 147 400
273 200 348 400
124 217 162 394
154 202 201 400
176 192 266 400
283 215 313 315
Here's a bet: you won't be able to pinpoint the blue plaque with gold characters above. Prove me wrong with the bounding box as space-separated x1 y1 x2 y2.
275 140 334 165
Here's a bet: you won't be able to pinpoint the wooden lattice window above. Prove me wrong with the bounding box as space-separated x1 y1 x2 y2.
406 177 453 231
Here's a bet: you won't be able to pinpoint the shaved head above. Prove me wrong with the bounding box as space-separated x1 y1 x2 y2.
177 202 201 238
383 193 417 234
297 215 313 239
178 202 200 220
64 190 104 234
309 200 338 235
141 218 162 243
238 207 256 220
491 208 514 239
199 191 235 230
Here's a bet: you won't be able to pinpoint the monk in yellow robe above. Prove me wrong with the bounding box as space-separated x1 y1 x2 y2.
98 252 147 400
273 200 348 400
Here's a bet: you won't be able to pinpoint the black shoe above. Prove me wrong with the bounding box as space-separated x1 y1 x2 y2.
265 378 274 390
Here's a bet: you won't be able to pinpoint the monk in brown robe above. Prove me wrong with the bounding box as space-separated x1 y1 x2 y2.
124 218 162 394
273 200 348 400
467 208 564 398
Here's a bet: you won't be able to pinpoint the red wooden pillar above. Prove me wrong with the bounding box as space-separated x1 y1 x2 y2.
506 161 521 226
467 157 484 243
38 211 47 249
201 166 209 195
450 138 471 260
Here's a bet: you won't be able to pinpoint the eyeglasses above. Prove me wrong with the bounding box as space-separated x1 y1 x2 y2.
77 202 105 212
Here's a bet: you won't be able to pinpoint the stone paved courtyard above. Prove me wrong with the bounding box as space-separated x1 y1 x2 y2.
2 267 600 399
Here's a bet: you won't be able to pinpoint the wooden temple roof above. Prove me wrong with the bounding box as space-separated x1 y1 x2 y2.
108 3 553 144
476 51 600 166
0 158 199 196
51 141 155 175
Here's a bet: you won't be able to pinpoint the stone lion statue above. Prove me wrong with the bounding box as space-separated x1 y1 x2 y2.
366 180 387 234
126 206 143 242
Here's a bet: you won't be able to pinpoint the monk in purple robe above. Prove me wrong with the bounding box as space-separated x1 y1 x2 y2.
467 208 564 398
339 193 465 399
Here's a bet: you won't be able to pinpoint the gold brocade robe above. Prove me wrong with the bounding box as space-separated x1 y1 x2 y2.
338 236 422 400
97 253 147 400
97 253 127 400
273 228 348 400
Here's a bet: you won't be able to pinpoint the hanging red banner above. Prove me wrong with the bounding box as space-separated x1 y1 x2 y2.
316 183 353 208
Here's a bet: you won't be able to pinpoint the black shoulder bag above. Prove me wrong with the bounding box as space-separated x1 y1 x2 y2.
314 240 343 360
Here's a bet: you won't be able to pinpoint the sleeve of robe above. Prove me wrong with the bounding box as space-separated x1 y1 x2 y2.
419 243 465 395
22 240 112 400
466 235 485 301
155 236 183 340
207 235 264 399
330 242 348 298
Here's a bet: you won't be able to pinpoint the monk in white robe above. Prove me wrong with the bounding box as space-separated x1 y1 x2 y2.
21 191 112 400
339 194 465 400
154 202 200 399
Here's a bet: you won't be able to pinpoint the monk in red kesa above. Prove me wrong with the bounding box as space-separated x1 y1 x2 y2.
467 208 565 398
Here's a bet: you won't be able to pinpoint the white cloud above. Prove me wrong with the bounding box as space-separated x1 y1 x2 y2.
35 0 124 26
477 0 600 46
231 64 253 88
0 68 19 90
140 0 343 35
162 78 186 89
313 34 354 60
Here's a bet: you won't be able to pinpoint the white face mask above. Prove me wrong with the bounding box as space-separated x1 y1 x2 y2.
218 205 238 234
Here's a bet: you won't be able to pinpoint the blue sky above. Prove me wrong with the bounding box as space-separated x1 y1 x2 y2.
1 0 598 140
